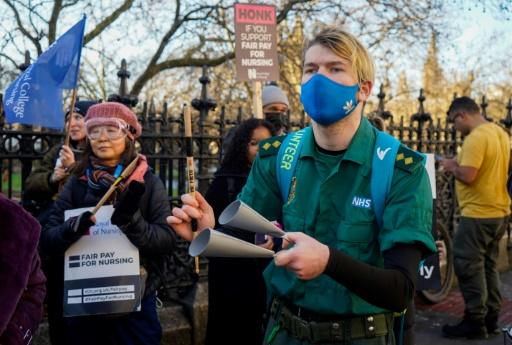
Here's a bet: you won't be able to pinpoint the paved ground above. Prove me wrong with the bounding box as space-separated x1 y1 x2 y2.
415 239 512 345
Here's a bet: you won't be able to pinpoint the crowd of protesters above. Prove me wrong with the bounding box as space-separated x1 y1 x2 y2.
0 82 294 345
1 24 510 345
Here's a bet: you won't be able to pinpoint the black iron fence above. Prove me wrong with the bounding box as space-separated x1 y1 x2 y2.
0 66 308 203
2 63 512 297
0 64 309 298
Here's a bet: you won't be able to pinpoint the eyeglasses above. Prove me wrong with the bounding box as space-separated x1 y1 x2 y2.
87 124 128 141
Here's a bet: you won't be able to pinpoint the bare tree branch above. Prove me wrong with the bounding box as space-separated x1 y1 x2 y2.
26 0 43 35
2 0 485 109
131 51 235 96
3 0 42 54
83 46 118 67
62 0 79 9
130 0 307 96
13 0 49 23
277 0 312 23
130 1 221 95
84 0 134 44
143 0 182 76
47 0 62 44
0 52 19 68
4 29 27 58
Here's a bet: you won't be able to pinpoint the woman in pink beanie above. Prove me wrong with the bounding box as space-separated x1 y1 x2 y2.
41 102 176 345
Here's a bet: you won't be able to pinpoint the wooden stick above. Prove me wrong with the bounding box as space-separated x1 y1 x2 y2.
184 104 196 197
91 155 140 215
184 104 200 274
64 88 78 147
252 81 263 119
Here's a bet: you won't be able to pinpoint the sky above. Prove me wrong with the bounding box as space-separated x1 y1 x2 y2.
434 1 512 86
1 0 511 99
101 0 512 97
360 0 512 99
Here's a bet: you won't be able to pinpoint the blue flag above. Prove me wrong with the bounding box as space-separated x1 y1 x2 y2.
3 16 86 129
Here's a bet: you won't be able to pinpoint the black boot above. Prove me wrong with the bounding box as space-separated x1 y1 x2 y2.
442 317 488 339
485 313 500 336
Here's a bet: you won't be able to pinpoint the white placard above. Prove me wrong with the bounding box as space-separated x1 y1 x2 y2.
63 205 141 316
424 153 437 199
416 153 441 292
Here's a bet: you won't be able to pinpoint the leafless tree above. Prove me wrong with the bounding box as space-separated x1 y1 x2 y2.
2 0 507 114
0 0 310 97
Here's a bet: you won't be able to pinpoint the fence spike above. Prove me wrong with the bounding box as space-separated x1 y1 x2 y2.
117 59 130 97
480 95 491 121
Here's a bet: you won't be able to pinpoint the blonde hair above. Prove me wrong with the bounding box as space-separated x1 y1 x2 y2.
304 27 375 85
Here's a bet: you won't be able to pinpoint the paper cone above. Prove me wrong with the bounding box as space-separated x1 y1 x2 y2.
189 228 275 258
219 200 285 237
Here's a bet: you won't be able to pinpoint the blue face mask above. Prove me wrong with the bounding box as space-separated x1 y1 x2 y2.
300 74 359 126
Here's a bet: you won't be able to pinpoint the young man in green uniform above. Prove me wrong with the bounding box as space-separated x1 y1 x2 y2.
168 27 436 345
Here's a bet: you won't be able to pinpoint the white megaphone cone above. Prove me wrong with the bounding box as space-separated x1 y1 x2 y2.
219 200 285 237
189 228 274 258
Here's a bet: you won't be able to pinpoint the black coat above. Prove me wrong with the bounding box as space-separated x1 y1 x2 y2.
42 170 175 294
206 167 249 228
204 167 271 345
24 142 84 224
41 170 175 342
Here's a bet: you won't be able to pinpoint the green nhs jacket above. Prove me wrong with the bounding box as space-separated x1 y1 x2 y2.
238 117 436 315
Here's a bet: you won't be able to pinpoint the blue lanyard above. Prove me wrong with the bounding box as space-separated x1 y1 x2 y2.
113 164 123 178
86 164 124 179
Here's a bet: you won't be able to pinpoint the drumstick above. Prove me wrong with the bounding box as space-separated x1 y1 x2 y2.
91 155 140 215
184 104 200 274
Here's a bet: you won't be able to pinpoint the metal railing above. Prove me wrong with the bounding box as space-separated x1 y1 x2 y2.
2 58 512 298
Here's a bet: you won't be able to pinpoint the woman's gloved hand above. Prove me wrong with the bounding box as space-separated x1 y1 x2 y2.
64 211 95 240
111 181 145 227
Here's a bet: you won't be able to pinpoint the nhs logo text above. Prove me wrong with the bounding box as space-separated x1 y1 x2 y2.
351 196 372 209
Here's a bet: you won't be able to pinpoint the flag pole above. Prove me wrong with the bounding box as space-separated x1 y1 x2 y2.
64 15 85 146
64 88 78 147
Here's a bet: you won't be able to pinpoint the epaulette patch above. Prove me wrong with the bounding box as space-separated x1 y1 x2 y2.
395 145 424 172
259 135 286 157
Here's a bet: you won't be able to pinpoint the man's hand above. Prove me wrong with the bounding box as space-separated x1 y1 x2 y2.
166 191 215 242
274 232 330 280
59 145 76 171
439 158 478 184
439 158 458 173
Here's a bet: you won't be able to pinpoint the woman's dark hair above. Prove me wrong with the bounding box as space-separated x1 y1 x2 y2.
221 118 276 173
73 138 138 176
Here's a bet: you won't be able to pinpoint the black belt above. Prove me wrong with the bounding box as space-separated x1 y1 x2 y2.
270 299 392 343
